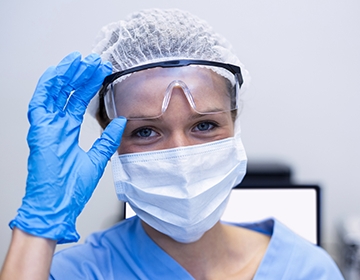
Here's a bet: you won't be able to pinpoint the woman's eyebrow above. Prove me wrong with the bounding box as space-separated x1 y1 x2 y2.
188 108 226 119
187 113 212 121
127 110 225 122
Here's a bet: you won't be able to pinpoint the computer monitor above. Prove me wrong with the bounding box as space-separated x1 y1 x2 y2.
124 184 321 245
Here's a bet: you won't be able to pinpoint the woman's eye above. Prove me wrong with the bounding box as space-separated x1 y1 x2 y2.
135 127 156 138
194 122 216 132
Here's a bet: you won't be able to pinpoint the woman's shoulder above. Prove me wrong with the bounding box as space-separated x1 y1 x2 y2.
50 216 142 279
50 216 194 279
236 218 344 279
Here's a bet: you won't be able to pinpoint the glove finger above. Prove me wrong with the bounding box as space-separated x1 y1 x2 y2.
67 61 112 118
27 66 57 123
28 52 82 123
87 117 127 173
56 53 101 111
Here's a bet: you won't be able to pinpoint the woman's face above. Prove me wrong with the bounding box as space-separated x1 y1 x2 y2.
114 67 235 154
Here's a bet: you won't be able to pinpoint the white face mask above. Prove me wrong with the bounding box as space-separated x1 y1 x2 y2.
111 136 247 243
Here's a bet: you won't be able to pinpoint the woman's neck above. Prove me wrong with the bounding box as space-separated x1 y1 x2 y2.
141 220 270 280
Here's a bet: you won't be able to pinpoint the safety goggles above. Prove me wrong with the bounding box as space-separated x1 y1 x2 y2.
99 60 243 120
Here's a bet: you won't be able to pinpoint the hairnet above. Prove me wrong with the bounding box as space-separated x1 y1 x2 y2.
88 8 250 135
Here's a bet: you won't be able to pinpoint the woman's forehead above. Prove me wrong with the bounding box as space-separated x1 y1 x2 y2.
113 66 232 119
114 66 228 91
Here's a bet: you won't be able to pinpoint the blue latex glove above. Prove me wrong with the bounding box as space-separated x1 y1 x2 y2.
9 52 127 244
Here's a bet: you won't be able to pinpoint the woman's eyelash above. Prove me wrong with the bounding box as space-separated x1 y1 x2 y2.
131 120 220 139
132 127 156 138
194 121 219 131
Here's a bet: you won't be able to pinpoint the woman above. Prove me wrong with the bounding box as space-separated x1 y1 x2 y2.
0 9 343 279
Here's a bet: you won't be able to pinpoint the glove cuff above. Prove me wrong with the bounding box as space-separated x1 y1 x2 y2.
9 215 80 244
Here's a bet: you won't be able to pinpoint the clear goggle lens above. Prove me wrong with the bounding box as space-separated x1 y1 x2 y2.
99 60 243 120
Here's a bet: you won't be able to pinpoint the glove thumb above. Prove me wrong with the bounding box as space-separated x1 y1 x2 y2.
87 117 127 171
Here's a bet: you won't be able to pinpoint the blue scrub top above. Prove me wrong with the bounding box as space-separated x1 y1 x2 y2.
50 216 344 279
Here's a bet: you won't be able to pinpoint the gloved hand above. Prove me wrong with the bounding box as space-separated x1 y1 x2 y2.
9 52 127 244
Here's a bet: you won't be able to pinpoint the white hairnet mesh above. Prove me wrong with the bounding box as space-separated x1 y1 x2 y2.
93 9 240 70
88 8 250 137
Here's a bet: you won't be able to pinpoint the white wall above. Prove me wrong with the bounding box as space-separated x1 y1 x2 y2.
1 0 359 264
